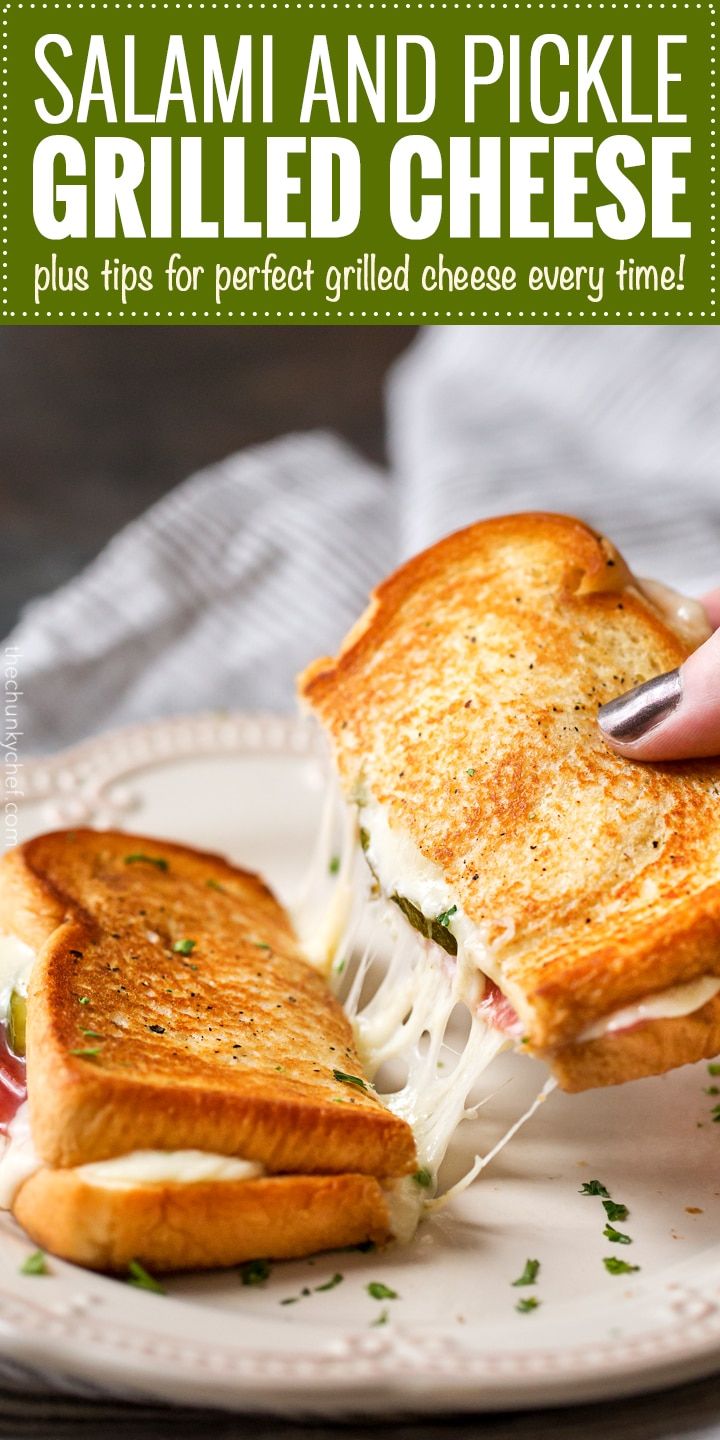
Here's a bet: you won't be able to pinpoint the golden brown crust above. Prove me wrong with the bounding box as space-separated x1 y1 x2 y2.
1 830 415 1177
550 993 720 1090
13 1168 390 1272
299 513 720 1067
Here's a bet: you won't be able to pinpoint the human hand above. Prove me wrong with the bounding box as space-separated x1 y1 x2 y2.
598 589 720 761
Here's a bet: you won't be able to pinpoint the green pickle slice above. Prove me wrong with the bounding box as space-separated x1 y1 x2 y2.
8 991 27 1057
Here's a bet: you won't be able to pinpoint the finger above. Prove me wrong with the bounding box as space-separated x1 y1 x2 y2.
598 623 720 761
701 587 720 630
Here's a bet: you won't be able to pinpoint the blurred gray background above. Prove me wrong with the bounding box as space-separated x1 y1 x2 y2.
0 328 413 635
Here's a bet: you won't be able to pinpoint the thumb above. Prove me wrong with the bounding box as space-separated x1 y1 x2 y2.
598 619 720 762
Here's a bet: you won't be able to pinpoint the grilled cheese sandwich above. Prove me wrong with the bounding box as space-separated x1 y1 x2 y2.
300 513 720 1118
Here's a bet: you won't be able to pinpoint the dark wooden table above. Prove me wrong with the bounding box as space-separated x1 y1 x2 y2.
0 327 413 635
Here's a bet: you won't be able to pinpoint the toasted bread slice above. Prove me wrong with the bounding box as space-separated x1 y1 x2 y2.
14 1168 390 1273
1 830 415 1175
300 513 720 1087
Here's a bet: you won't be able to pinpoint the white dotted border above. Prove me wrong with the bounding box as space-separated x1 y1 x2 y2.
1 0 716 324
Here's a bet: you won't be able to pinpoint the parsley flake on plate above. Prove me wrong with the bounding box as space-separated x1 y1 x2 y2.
579 1179 610 1198
602 1199 629 1223
315 1273 343 1293
240 1259 271 1286
512 1258 540 1287
603 1224 632 1245
371 1309 389 1327
127 1260 165 1295
603 1257 640 1276
515 1297 540 1314
367 1281 398 1301
21 1250 48 1276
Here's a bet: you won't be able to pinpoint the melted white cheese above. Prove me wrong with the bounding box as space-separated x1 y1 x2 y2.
579 974 720 1042
75 1149 265 1190
0 1105 40 1209
0 1106 265 1208
0 936 35 1016
636 578 712 651
318 815 535 1239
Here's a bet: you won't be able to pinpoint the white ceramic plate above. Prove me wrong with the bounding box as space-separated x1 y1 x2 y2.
2 711 720 1415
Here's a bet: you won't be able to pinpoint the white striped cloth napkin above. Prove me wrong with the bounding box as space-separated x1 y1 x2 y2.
7 325 720 755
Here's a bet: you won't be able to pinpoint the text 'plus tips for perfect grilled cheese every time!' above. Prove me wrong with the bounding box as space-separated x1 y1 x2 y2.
1 6 716 324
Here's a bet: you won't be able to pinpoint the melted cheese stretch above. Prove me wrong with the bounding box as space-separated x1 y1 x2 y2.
327 803 720 1046
300 788 720 1231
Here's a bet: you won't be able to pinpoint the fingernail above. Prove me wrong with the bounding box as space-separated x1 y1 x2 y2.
598 669 682 744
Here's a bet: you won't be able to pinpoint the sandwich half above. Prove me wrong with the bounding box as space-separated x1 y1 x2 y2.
0 829 416 1272
300 512 720 1094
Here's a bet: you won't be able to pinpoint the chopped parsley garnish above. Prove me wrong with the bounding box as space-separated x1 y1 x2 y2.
206 879 226 892
366 1281 398 1301
602 1199 629 1223
172 939 196 956
371 1309 389 1327
603 1224 632 1245
466 768 476 777
359 827 370 852
391 894 458 957
80 1029 104 1040
334 956 346 975
21 1250 48 1276
127 1260 165 1294
329 856 341 875
512 1258 540 1287
705 1085 720 1096
240 1259 271 1286
603 1257 640 1276
435 905 458 929
413 1168 433 1189
333 1069 368 1091
253 941 272 951
579 1180 610 1198
315 1272 343 1292
69 1047 101 1059
515 1297 540 1314
280 1287 312 1306
124 853 168 872
78 996 91 1006
708 1063 720 1076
